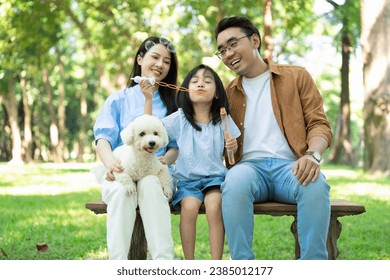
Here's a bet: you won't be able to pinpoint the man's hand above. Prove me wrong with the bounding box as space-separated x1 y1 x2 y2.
292 155 321 186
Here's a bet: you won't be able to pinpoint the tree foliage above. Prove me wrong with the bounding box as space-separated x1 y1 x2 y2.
0 0 374 171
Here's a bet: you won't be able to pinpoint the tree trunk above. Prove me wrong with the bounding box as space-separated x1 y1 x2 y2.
57 47 66 162
4 74 23 165
328 30 353 165
42 67 60 162
0 102 12 161
33 89 45 161
21 72 33 162
77 77 88 162
216 0 223 22
361 0 390 175
263 0 274 60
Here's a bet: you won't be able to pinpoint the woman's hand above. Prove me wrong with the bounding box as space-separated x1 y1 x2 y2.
140 79 155 114
105 159 124 181
139 79 155 101
96 139 124 181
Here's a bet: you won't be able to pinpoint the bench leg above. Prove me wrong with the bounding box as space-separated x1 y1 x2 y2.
290 216 300 259
128 210 148 260
290 216 342 260
327 216 342 260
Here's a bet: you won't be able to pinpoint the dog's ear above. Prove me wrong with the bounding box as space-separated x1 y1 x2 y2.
120 123 134 146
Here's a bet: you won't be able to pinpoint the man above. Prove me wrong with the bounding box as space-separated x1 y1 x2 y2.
215 16 332 260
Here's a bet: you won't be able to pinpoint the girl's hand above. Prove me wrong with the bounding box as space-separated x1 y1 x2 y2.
158 156 167 165
226 138 238 153
159 148 179 165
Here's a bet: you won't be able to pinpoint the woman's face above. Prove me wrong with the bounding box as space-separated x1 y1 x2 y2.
188 68 216 104
137 44 171 82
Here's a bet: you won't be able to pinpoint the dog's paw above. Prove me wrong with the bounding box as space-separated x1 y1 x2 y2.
125 185 137 196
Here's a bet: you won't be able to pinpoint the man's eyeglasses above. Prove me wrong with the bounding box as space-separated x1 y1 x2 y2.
215 34 252 60
145 37 176 53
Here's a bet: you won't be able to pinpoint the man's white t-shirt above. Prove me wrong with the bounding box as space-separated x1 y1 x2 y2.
242 71 296 161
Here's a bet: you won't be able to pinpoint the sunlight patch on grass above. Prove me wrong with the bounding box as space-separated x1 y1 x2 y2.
0 184 97 196
0 163 99 195
335 183 390 201
323 169 361 178
323 166 390 202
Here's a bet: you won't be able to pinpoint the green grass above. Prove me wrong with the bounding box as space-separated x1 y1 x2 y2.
0 163 389 260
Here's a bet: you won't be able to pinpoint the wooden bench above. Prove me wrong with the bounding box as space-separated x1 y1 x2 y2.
85 199 365 260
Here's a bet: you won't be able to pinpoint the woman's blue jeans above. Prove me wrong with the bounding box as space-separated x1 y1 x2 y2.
221 158 330 260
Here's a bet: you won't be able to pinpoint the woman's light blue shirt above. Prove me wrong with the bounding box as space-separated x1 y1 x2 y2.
93 85 170 156
162 108 240 181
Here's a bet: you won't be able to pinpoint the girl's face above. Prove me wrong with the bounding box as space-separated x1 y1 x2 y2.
188 68 216 104
137 44 171 82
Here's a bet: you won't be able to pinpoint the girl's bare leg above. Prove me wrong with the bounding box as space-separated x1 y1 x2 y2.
179 196 202 259
204 189 224 260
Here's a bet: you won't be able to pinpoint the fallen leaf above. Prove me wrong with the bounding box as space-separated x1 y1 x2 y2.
1 247 8 257
36 243 49 252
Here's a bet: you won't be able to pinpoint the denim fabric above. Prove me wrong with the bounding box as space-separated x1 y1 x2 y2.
172 176 224 209
221 158 330 260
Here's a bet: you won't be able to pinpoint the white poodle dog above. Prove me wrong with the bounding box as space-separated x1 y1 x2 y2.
93 114 172 199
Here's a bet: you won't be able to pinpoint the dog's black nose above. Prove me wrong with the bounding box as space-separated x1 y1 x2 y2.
149 141 156 147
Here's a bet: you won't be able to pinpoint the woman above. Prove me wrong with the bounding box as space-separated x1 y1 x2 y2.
93 36 178 260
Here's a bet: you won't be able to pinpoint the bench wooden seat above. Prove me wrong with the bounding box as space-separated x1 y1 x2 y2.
85 199 365 260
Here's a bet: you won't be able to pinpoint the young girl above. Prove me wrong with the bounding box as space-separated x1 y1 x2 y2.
93 36 178 260
145 64 240 259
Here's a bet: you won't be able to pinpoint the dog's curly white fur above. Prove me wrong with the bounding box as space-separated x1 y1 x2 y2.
93 114 172 199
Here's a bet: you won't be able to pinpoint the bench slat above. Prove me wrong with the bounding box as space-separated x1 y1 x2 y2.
85 199 365 217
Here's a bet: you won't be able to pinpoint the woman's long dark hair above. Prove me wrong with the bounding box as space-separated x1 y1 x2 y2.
127 36 178 115
176 64 230 131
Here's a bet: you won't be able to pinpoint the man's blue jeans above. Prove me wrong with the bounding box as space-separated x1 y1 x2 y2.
221 158 330 260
